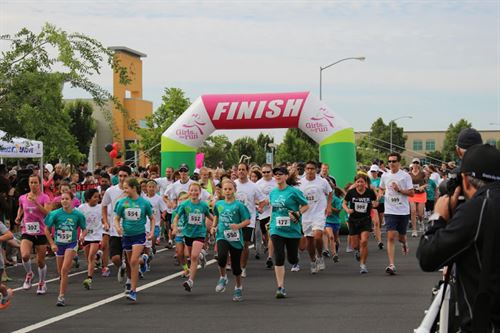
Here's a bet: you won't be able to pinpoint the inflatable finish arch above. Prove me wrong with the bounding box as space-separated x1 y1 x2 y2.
161 92 356 187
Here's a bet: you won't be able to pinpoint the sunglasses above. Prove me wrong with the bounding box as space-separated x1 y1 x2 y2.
262 171 271 174
388 160 399 163
412 161 420 164
179 169 188 173
274 173 285 176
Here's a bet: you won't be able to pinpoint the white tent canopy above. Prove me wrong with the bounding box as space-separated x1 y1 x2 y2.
0 130 43 159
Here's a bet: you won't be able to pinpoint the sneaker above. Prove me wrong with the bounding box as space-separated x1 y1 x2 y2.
226 264 232 271
0 288 13 310
354 250 360 262
140 254 149 274
83 278 92 290
167 240 173 249
310 261 318 275
322 250 331 258
360 264 368 274
127 290 137 302
401 242 409 256
117 263 126 283
125 282 131 294
265 257 273 269
23 272 34 290
332 254 339 263
56 296 65 307
411 230 418 237
73 255 80 268
385 264 396 275
199 252 206 269
378 242 384 250
317 257 326 271
275 287 287 299
232 288 243 302
291 264 300 272
241 268 247 278
215 276 228 293
255 253 261 260
183 279 193 292
346 246 353 253
36 282 47 295
101 267 111 277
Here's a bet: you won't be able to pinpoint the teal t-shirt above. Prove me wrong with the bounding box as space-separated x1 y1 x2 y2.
371 178 384 203
114 196 152 236
45 208 86 245
176 200 211 239
214 200 251 249
269 185 308 239
425 179 437 201
326 195 343 224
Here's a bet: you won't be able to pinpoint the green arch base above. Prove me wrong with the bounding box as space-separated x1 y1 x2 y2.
161 137 196 176
319 128 356 189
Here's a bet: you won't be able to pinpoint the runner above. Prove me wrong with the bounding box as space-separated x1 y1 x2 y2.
45 191 87 306
256 164 276 269
325 187 344 262
369 164 384 249
269 166 309 298
15 174 51 294
379 152 414 275
0 221 14 309
171 192 190 277
172 182 212 292
210 179 250 301
409 158 427 237
298 161 332 274
234 163 266 278
79 189 103 290
342 174 377 274
114 177 155 302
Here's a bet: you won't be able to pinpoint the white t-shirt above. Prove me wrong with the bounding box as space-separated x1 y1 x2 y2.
143 193 167 229
155 177 173 197
380 169 413 215
78 203 103 241
256 178 277 220
299 176 332 222
430 172 441 187
234 179 266 228
101 185 126 237
164 179 211 208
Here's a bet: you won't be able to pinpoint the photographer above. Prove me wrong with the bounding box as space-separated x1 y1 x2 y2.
417 144 500 332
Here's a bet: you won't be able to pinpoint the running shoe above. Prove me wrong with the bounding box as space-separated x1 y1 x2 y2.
385 264 396 275
215 276 228 293
127 290 137 302
125 282 132 294
56 296 65 307
411 230 418 238
22 272 34 290
166 240 173 249
117 263 126 283
317 257 326 271
73 255 80 268
332 254 339 263
241 268 247 278
232 288 243 302
226 263 232 271
199 251 206 269
291 264 300 272
255 253 261 260
360 264 368 274
0 289 13 310
310 261 318 275
265 257 273 269
378 242 384 250
275 287 287 299
401 242 409 256
355 250 360 262
83 278 92 290
322 250 331 258
36 282 47 295
140 254 149 274
346 246 353 253
183 279 193 292
101 267 111 277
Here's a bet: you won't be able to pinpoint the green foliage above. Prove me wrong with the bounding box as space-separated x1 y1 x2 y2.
230 137 260 165
197 135 235 168
63 100 96 160
275 128 319 163
132 87 190 165
356 135 384 166
442 119 472 162
256 133 274 165
425 150 444 165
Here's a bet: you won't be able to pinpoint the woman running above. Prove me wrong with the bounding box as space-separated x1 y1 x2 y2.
210 179 250 301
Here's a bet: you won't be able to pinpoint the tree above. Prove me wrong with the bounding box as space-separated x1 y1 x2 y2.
275 128 319 163
356 135 385 166
425 150 444 165
442 119 472 162
230 137 259 165
197 135 235 168
256 133 274 165
132 87 190 165
64 100 96 160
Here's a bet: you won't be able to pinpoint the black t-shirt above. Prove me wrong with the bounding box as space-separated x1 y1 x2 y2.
345 188 377 220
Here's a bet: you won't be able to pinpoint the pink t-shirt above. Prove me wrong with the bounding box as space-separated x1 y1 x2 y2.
52 196 81 208
19 193 50 236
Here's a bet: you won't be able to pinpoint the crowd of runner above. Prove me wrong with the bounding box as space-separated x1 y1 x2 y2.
0 154 451 307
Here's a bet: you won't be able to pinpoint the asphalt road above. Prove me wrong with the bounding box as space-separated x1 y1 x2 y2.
1 235 440 333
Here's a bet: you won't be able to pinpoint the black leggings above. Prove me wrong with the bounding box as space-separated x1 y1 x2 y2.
271 235 300 266
216 240 243 276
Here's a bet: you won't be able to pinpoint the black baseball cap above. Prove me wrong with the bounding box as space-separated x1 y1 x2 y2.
179 163 189 172
459 144 500 182
456 128 483 150
272 166 289 175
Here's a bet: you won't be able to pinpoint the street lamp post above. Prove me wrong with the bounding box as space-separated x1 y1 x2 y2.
390 116 413 152
267 143 278 167
320 57 365 100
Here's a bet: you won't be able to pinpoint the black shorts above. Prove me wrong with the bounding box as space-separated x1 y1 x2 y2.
376 202 385 213
348 217 372 236
21 234 48 246
184 237 205 247
83 240 100 247
242 227 254 243
259 217 270 235
425 200 435 212
109 236 123 258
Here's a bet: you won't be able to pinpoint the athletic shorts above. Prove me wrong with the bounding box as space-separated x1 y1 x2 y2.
21 234 48 246
56 241 78 256
325 223 340 233
384 214 409 235
409 192 427 204
348 217 372 236
174 235 185 244
82 240 100 247
122 233 146 251
242 227 254 242
109 236 123 258
302 218 326 237
184 237 205 247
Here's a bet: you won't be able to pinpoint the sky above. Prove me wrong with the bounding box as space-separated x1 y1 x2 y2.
1 0 499 143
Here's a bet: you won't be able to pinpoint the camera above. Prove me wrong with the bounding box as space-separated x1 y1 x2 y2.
446 168 462 197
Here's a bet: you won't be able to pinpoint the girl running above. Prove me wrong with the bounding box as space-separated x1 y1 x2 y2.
325 187 344 263
173 182 212 292
171 192 189 277
0 222 14 310
114 177 155 302
210 179 250 301
45 191 87 306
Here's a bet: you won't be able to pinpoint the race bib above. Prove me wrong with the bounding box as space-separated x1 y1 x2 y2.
388 194 401 205
224 229 240 242
188 213 203 225
354 202 368 213
87 229 94 236
25 222 40 235
306 194 317 202
276 216 291 227
125 208 141 221
56 230 72 243
152 208 157 216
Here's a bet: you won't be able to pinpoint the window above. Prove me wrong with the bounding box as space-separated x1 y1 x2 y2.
486 139 496 146
124 140 137 166
139 120 148 129
425 139 435 151
413 140 423 151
